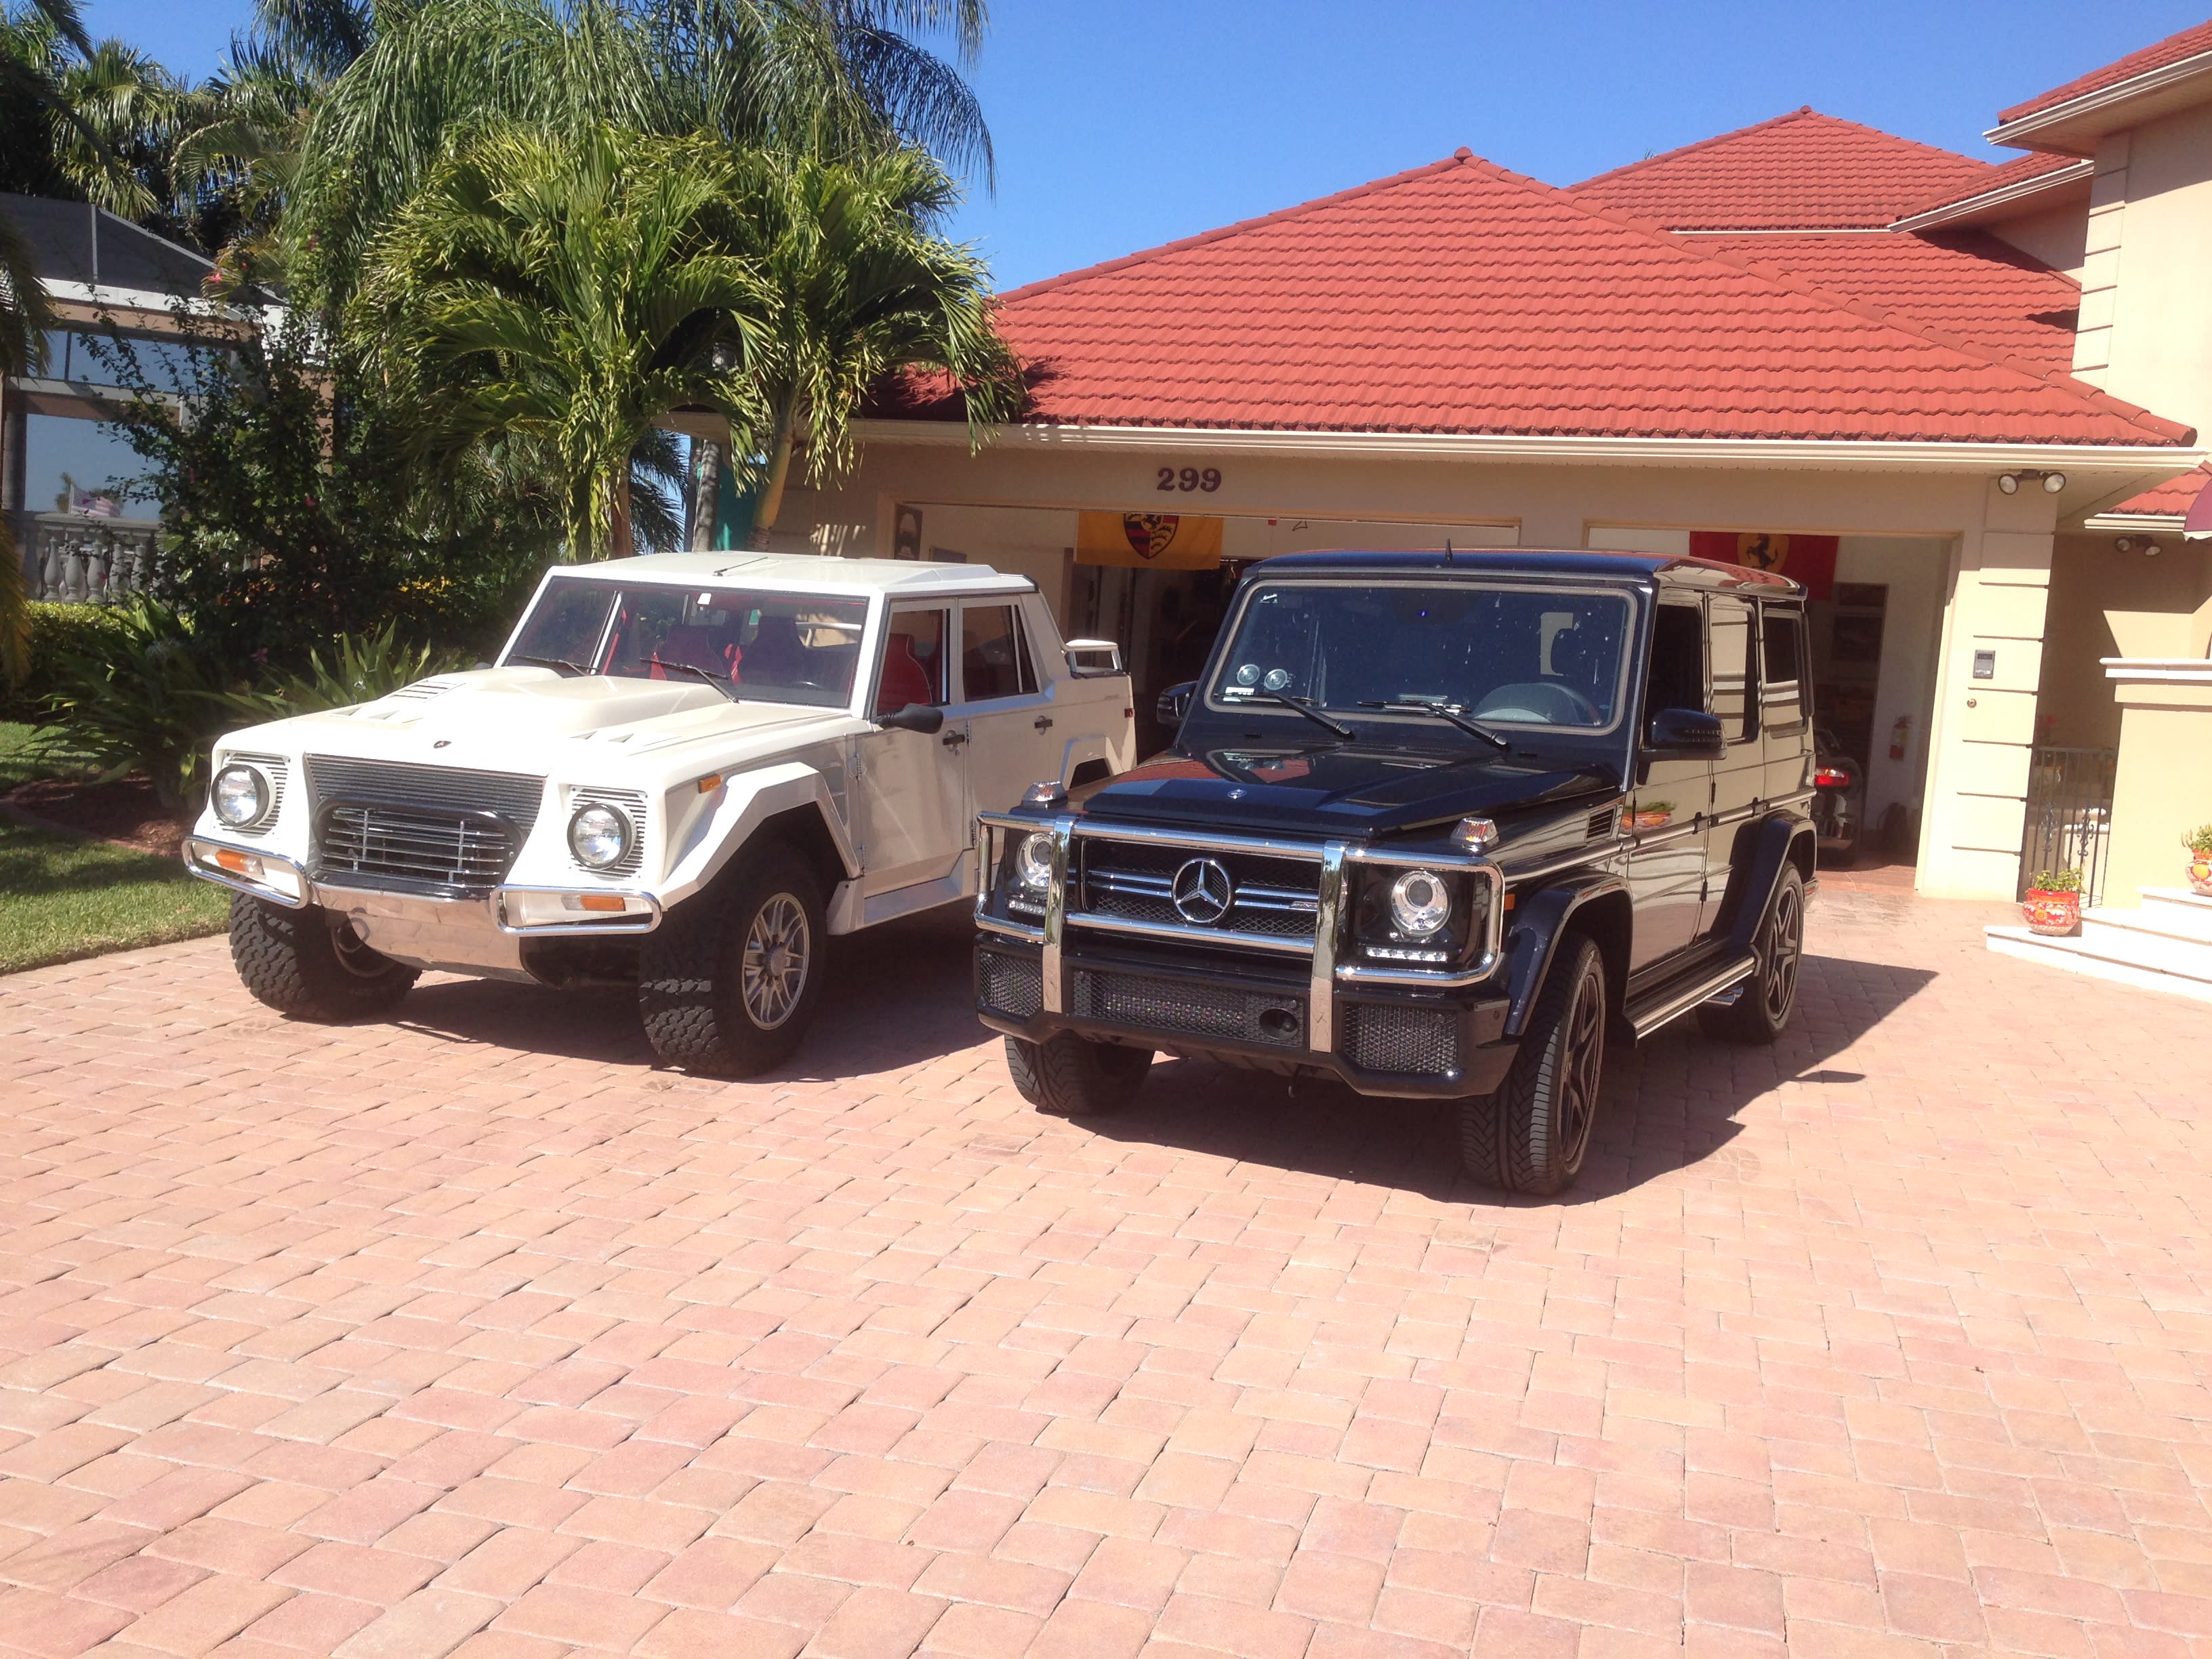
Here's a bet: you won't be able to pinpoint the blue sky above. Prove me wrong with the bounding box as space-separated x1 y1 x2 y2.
85 0 2212 290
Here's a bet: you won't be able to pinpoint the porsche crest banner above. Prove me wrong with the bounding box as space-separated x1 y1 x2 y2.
1687 531 1837 601
1076 512 1225 569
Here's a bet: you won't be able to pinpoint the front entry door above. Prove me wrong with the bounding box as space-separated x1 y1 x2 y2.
1626 598 1713 970
854 606 968 897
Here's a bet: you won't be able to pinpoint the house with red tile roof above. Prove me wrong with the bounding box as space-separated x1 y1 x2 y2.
739 22 2212 903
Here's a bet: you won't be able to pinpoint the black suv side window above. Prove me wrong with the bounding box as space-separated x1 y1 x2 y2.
1708 596 1754 741
1647 600 1705 717
1760 605 1809 735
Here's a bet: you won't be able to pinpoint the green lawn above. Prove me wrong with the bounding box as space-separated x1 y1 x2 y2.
0 720 230 975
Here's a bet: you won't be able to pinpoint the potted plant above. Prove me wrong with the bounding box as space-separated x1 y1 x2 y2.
2185 825 2212 897
2022 868 2083 937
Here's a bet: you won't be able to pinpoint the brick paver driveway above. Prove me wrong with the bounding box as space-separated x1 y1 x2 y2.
3 883 2211 1659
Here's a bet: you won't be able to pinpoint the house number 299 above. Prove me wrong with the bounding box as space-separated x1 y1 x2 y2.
1156 466 1222 493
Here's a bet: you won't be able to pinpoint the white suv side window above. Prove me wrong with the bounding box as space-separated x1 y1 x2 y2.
878 608 951 713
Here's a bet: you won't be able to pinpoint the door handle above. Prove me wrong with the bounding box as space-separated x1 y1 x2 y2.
1033 716 1054 732
941 729 968 747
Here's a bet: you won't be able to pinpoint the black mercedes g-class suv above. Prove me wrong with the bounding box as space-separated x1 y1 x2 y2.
972 551 1816 1195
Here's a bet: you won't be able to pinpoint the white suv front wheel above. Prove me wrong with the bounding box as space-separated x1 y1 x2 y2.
639 846 826 1077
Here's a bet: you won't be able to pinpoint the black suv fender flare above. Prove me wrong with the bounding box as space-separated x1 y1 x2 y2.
1504 874 1630 1038
1712 813 1817 951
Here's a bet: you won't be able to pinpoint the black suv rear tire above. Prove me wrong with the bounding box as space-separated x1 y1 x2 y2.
1005 1033 1153 1118
229 895 418 1019
1698 864 1805 1046
1460 934 1606 1196
639 845 825 1078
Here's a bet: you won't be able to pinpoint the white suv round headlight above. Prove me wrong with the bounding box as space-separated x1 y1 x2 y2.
1015 831 1054 891
1388 868 1451 938
211 764 268 827
568 802 633 869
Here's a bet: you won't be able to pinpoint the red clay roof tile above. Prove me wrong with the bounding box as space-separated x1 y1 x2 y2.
886 152 2188 448
1570 108 1997 229
1893 151 2087 221
2108 462 2210 516
1999 20 2212 125
1685 229 2080 373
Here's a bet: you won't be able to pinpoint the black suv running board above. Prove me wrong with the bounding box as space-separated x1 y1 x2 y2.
1625 950 1759 1039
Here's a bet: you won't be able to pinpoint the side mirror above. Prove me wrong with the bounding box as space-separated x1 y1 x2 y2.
1155 680 1196 727
1645 707 1724 754
878 702 945 735
1065 639 1124 678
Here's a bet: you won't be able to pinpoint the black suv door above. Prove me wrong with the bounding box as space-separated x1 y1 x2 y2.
1702 594 1761 937
1626 596 1713 968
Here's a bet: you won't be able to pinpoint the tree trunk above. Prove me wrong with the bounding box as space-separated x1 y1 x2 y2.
688 439 724 552
611 470 635 560
747 417 796 552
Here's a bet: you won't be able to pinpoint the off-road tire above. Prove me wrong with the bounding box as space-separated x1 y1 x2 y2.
228 894 418 1019
638 844 825 1078
1698 864 1805 1046
1004 1032 1153 1118
1460 934 1607 1196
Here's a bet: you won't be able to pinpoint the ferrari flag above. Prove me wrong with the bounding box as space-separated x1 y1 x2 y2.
1077 512 1225 569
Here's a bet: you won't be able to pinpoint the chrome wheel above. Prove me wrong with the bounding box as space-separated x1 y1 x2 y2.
1559 964 1605 1168
1761 884 1803 1023
741 893 811 1029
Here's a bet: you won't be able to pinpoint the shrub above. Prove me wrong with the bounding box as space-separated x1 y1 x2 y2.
2185 825 2212 857
220 621 470 722
0 603 139 722
2028 868 2083 894
37 596 245 816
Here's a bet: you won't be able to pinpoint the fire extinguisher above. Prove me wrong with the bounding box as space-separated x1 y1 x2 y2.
1888 715 1910 762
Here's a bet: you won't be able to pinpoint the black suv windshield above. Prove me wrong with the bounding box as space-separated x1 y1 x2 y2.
1206 580 1633 734
505 577 869 708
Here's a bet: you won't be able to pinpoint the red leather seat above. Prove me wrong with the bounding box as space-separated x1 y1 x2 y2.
876 633 935 713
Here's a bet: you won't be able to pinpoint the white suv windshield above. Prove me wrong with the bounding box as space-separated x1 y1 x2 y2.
1207 581 1633 732
506 579 869 708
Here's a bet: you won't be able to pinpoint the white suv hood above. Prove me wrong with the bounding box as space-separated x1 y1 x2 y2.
222 666 860 781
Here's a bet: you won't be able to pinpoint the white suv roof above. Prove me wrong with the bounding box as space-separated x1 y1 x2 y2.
556 552 1033 598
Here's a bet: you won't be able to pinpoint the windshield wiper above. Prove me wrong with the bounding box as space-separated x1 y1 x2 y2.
1223 689 1354 741
1359 699 1511 751
645 657 741 703
510 653 595 678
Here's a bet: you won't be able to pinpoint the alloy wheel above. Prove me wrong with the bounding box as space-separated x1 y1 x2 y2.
1762 886 1803 1022
1559 966 1605 1165
741 893 811 1029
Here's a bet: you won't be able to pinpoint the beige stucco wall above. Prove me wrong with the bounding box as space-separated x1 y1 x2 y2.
777 436 2126 896
2074 103 2212 438
2104 675 2212 901
1987 199 2090 281
2038 532 2212 748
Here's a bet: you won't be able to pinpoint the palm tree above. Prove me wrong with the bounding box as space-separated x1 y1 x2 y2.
0 0 83 682
284 0 993 314
735 141 1012 546
355 121 770 560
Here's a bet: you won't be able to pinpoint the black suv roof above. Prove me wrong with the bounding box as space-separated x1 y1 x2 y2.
1254 549 1803 594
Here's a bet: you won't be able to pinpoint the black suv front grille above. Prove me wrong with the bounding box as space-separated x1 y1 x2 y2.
977 949 1044 1020
1341 1002 1459 1076
306 756 545 890
1078 838 1320 941
1073 969 1307 1048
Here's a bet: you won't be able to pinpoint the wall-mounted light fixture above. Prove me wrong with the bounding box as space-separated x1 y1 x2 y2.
2115 536 2163 556
1996 470 2068 495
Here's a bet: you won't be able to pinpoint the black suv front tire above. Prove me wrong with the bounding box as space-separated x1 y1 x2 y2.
1460 934 1607 1196
1006 1033 1154 1118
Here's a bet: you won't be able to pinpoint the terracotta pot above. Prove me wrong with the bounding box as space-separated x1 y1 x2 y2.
2022 888 2081 937
2187 854 2212 897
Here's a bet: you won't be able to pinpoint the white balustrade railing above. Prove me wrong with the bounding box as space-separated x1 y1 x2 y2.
9 512 161 605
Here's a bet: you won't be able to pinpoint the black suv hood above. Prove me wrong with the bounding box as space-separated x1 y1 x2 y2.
1072 745 1618 838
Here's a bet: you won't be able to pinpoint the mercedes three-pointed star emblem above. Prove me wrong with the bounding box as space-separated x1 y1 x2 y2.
1170 857 1234 926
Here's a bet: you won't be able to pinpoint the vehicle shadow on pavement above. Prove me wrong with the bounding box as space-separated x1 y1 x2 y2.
1081 951 1938 1205
387 904 984 1076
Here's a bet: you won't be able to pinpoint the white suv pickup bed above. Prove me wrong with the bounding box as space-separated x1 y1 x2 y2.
186 552 1134 1075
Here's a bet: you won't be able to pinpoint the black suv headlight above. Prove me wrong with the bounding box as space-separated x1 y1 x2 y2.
985 822 1054 920
1351 864 1492 967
